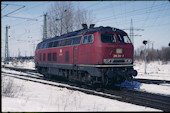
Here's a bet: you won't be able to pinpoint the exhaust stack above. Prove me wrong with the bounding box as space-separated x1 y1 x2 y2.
82 24 88 29
89 24 95 28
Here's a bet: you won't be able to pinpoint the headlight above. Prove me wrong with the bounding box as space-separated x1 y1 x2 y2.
125 59 132 63
104 59 109 64
104 59 113 64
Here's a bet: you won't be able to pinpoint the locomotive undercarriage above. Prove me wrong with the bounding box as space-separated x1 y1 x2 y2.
36 63 137 86
101 66 137 85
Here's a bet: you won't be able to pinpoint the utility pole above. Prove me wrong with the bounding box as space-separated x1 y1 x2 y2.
18 48 21 57
4 25 10 64
123 19 144 46
152 41 154 51
143 40 148 74
32 42 35 56
43 13 47 40
25 51 27 57
130 19 134 45
123 19 144 58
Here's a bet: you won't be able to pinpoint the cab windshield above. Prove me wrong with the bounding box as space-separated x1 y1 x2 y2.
116 34 131 43
101 34 116 43
101 33 131 44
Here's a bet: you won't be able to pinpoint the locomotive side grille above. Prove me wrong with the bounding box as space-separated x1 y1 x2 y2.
113 59 124 63
104 58 132 64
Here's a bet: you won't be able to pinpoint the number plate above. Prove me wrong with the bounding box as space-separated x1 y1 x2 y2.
116 48 122 54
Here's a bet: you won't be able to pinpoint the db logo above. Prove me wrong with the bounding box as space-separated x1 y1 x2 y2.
59 49 63 56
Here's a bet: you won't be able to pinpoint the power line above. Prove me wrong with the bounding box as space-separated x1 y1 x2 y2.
141 1 155 28
1 4 8 11
91 1 131 13
5 15 38 21
80 1 102 10
5 15 43 28
95 5 169 29
96 2 168 23
2 3 26 7
146 2 168 28
2 5 25 18
4 2 50 15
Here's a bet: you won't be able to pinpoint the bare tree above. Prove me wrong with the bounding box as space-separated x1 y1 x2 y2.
160 47 170 62
47 2 95 38
73 6 95 31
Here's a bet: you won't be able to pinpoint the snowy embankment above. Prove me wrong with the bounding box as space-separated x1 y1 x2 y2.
2 60 170 111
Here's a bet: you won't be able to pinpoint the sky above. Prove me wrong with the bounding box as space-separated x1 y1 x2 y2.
1 1 170 57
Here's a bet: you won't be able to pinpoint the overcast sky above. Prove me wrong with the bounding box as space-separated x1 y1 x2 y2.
1 1 170 57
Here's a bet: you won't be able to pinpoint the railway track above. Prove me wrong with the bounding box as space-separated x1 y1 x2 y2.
2 66 170 111
134 78 170 85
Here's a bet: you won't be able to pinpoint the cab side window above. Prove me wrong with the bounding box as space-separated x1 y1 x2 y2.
83 34 93 44
83 36 88 44
73 36 81 45
88 35 93 43
48 42 54 48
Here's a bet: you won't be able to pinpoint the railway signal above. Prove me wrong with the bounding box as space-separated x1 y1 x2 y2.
143 40 148 74
143 40 147 45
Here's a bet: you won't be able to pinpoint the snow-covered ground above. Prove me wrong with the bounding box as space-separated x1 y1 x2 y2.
1 60 35 70
2 60 170 111
134 60 170 81
120 60 170 95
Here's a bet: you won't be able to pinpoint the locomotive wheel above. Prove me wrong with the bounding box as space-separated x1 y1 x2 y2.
43 74 52 79
102 75 109 86
114 76 126 84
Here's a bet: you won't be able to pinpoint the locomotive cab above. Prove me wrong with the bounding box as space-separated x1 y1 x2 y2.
97 30 137 84
100 32 133 65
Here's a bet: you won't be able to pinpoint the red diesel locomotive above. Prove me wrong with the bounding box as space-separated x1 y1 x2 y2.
35 25 137 86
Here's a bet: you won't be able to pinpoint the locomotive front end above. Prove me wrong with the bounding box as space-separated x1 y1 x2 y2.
99 29 138 84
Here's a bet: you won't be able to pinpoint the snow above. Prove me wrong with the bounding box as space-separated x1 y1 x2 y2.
118 61 170 95
134 60 170 81
118 80 170 96
2 59 35 70
2 60 170 111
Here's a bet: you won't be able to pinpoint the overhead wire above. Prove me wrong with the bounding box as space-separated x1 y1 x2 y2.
1 3 46 46
141 1 155 28
1 2 49 27
96 6 169 27
1 4 8 11
6 2 51 15
145 2 169 28
95 2 168 23
2 5 25 18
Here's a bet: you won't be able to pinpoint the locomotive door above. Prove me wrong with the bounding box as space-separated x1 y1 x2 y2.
72 45 79 65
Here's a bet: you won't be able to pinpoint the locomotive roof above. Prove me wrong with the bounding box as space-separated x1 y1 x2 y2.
41 26 126 43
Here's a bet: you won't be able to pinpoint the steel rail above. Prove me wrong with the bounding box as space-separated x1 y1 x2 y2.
134 78 170 85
